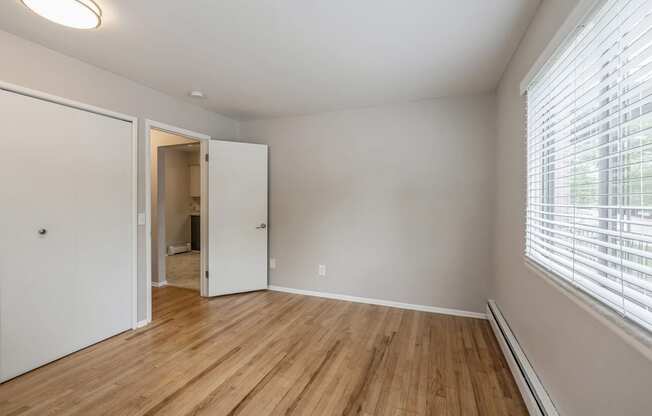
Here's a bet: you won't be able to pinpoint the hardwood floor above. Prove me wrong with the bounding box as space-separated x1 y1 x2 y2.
0 287 528 416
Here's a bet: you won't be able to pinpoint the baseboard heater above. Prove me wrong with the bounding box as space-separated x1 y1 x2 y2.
167 243 191 255
487 300 559 416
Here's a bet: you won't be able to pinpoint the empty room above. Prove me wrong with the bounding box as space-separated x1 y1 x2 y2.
0 0 651 415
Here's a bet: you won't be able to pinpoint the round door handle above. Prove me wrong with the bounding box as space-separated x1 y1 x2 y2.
256 223 267 229
38 228 47 235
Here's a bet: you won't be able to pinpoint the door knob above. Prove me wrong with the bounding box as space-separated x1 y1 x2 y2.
38 228 47 236
256 223 267 229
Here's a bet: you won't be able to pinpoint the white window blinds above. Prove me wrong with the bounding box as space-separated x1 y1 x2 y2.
526 0 652 332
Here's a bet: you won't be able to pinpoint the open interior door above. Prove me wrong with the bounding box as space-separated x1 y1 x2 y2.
207 140 268 296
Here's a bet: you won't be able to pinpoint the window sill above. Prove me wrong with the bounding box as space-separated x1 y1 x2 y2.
522 256 652 362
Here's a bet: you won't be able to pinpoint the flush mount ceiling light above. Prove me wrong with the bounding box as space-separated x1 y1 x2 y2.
21 0 102 29
189 90 205 99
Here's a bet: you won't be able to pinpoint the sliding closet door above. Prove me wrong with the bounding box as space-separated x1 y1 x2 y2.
0 90 134 382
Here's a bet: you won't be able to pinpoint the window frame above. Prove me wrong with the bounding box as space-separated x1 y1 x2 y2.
523 253 652 360
522 0 652 345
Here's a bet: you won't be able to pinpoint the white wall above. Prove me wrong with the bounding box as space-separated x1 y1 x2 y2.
242 96 495 313
0 30 239 321
493 1 652 415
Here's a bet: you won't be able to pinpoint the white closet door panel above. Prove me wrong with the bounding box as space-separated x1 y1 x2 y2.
208 140 268 296
0 90 133 381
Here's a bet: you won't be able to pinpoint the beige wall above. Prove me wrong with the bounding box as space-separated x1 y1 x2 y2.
164 150 193 247
242 96 495 313
0 30 239 321
493 1 652 415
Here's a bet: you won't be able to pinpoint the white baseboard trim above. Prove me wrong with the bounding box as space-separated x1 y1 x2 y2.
134 319 149 329
487 300 558 416
151 280 168 288
267 285 486 319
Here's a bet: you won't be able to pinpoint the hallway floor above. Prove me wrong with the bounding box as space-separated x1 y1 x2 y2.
166 251 200 291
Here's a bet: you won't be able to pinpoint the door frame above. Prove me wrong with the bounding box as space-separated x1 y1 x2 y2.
0 80 139 330
145 120 210 323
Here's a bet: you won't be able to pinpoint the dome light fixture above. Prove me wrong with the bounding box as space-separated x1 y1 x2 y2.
21 0 102 30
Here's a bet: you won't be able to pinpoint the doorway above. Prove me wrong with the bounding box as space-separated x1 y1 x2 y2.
145 120 269 325
154 139 202 291
145 121 210 323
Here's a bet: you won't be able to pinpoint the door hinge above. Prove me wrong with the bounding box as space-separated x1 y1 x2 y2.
205 153 209 162
205 270 209 279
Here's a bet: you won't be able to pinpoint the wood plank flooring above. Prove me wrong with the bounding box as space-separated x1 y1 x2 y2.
0 287 528 416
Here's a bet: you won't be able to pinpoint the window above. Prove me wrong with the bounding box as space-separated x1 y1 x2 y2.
526 0 652 332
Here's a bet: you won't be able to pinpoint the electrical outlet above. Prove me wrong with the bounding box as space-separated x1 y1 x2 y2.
269 258 276 269
318 264 326 276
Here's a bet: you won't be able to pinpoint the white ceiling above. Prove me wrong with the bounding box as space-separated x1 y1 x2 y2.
0 0 540 120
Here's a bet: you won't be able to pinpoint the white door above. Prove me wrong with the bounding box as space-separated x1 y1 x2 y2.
0 90 134 382
207 140 268 296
